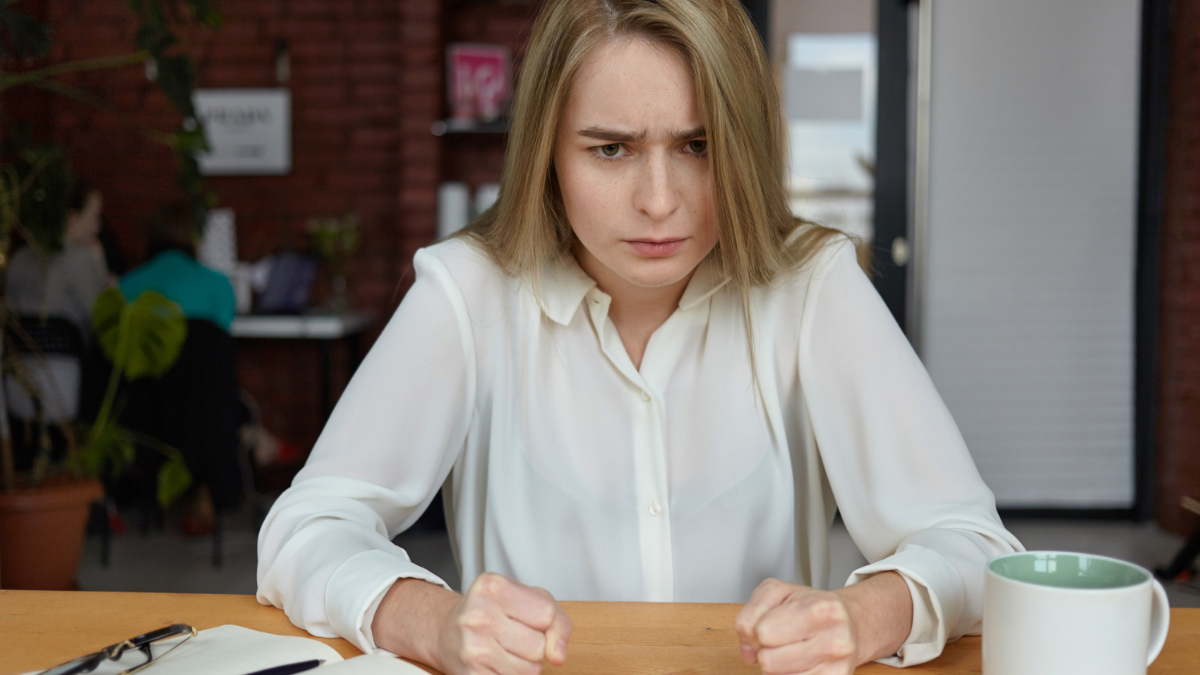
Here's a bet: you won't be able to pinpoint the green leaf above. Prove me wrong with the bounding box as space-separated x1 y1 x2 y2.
0 4 52 62
10 141 73 256
134 24 175 54
187 0 222 29
93 288 188 380
76 421 136 479
154 53 196 117
92 287 128 363
157 453 192 507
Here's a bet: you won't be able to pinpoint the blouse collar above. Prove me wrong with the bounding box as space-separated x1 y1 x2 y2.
538 250 731 326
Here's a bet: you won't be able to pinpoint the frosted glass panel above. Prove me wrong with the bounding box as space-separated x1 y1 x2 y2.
921 0 1140 507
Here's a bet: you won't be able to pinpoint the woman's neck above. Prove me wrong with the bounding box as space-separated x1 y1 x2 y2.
574 245 695 370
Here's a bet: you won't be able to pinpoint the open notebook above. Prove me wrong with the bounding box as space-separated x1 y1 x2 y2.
24 625 429 675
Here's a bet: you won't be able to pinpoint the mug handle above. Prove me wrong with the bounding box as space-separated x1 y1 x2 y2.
1146 578 1171 666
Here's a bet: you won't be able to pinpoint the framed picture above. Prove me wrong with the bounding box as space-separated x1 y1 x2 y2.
193 88 292 175
447 43 511 122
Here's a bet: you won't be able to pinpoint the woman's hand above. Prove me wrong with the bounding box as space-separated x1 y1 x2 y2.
436 572 573 675
735 572 913 674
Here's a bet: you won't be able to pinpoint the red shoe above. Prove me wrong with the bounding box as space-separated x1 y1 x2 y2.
107 510 128 536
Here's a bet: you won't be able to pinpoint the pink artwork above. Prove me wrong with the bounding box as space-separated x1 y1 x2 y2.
447 43 512 123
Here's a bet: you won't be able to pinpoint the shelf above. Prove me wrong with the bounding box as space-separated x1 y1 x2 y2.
431 118 509 136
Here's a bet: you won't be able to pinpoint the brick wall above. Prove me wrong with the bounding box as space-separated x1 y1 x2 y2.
1157 0 1200 536
23 0 544 451
36 0 445 449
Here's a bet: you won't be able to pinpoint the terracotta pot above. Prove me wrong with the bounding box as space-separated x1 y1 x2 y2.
0 476 103 589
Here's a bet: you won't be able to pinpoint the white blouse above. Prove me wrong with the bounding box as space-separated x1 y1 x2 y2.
256 235 1023 667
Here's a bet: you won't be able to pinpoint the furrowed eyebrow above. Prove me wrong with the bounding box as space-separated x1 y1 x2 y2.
575 126 706 143
577 126 648 143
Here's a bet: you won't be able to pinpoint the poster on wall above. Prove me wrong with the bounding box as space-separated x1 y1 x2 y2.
194 88 291 175
447 43 511 123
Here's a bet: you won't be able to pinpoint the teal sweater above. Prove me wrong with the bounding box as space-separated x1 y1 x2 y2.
120 250 236 331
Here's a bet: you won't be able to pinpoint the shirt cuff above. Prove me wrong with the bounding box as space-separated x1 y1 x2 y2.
325 549 451 654
844 543 965 667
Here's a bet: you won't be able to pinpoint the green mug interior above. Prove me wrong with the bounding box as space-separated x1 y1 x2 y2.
989 552 1148 590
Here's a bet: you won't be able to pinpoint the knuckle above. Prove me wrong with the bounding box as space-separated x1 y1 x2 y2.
474 572 506 596
755 620 778 646
815 598 846 621
826 638 855 659
459 607 492 631
733 615 752 635
459 638 490 664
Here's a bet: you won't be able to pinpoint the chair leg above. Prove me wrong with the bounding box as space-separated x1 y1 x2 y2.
100 500 112 568
212 513 223 568
1156 528 1200 580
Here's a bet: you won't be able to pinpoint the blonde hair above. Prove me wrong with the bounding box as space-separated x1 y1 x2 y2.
461 0 848 303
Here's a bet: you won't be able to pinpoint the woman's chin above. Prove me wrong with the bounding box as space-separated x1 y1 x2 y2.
617 259 700 290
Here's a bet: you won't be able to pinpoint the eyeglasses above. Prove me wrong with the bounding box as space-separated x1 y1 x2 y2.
38 624 197 675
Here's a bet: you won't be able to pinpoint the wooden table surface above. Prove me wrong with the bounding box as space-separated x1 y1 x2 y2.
1 590 1197 674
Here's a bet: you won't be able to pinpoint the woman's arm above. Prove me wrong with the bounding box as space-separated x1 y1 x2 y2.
793 241 1022 666
257 249 475 653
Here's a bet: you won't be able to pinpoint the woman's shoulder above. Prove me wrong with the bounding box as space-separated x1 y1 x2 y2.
771 229 860 294
414 236 519 300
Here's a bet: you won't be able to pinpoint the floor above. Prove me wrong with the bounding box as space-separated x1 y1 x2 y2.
75 505 1200 608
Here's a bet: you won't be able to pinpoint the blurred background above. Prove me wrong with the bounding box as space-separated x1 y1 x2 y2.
0 0 1197 607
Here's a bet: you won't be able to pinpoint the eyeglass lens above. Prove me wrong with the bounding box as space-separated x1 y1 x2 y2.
38 624 195 675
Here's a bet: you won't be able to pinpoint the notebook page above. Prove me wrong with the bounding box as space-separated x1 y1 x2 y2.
146 625 345 674
319 655 430 674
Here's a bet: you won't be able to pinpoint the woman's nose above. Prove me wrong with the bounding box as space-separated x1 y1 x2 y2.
632 152 682 221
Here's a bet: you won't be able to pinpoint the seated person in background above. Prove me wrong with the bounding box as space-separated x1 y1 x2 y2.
120 201 235 331
114 201 239 532
5 179 110 341
3 180 111 459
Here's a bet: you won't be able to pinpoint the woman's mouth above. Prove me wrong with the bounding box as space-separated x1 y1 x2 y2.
626 238 687 257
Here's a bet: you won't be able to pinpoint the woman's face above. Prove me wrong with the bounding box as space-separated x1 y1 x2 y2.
554 39 718 293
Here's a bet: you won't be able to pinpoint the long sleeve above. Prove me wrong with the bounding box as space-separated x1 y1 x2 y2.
256 250 476 653
799 242 1024 667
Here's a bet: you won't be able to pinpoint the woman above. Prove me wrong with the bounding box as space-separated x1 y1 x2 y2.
3 180 109 431
5 180 109 341
258 1 1022 673
120 201 236 332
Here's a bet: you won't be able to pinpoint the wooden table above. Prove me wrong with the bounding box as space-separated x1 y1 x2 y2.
1 590 1197 674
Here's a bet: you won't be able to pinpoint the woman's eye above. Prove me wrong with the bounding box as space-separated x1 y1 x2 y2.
599 144 621 157
687 139 707 154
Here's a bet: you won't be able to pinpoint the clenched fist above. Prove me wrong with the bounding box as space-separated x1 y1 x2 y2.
735 579 858 674
735 572 913 675
436 572 574 675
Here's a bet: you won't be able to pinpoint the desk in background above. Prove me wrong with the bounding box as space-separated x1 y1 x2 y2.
2 590 1199 674
230 311 374 420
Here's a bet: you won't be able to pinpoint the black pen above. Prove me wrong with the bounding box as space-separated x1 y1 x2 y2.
237 659 325 675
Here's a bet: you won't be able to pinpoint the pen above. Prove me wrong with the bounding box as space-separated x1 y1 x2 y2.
237 659 325 675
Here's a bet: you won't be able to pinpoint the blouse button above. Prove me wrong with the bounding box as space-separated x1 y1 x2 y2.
648 501 662 516
640 391 651 402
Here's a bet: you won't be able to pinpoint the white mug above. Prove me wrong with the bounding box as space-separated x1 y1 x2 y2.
983 551 1170 675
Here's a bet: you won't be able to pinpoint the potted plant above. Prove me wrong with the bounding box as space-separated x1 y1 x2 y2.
308 213 362 311
0 0 220 589
0 287 191 589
